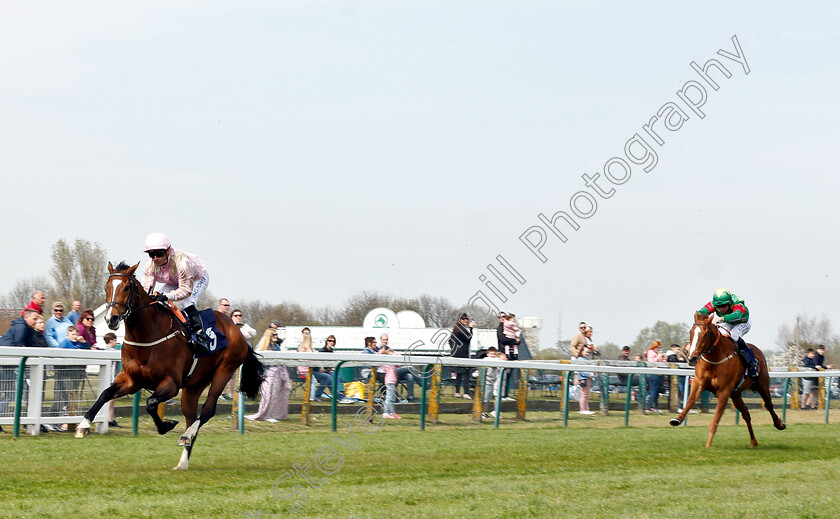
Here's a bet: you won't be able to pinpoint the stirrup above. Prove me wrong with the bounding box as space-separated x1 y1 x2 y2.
189 330 210 354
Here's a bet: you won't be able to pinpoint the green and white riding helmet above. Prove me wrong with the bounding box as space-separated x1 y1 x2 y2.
712 288 733 309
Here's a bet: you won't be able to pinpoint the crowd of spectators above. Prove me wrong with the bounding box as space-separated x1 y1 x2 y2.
4 293 839 433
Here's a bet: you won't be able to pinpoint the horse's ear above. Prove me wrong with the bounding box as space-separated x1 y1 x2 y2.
127 262 140 276
107 262 115 274
694 311 704 323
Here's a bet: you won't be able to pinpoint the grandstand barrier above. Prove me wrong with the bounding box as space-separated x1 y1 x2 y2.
3 347 840 435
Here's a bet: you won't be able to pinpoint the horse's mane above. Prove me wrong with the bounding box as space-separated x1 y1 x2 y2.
115 261 132 272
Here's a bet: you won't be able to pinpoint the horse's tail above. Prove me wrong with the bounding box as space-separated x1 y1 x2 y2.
238 347 266 399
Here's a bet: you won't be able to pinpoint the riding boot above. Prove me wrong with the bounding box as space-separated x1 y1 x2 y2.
184 305 210 355
736 338 760 381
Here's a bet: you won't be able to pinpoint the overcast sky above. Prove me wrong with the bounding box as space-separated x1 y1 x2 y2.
1 1 838 352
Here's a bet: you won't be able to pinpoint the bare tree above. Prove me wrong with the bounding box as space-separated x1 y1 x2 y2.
774 314 840 367
2 276 52 309
50 238 108 307
413 295 456 328
334 291 393 326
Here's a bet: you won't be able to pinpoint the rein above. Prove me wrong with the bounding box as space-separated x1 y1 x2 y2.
106 272 185 347
695 322 737 366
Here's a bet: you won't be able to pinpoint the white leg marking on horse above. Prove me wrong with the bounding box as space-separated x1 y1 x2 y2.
174 448 190 470
184 421 200 440
78 418 91 430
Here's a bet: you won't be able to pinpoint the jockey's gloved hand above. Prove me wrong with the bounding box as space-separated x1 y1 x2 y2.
151 293 168 302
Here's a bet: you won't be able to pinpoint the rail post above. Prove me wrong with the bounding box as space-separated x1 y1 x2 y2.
562 370 572 427
331 361 347 432
782 377 790 423
624 374 632 427
13 356 27 438
824 376 831 425
132 392 140 436
420 364 432 431
598 362 609 416
237 367 245 435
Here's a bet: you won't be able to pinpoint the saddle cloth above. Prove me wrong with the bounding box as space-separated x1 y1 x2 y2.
194 309 228 357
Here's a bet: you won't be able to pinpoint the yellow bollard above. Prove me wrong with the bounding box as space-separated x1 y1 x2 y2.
429 364 441 424
366 368 377 417
300 367 312 425
819 375 826 410
516 368 528 420
790 367 800 410
472 367 483 421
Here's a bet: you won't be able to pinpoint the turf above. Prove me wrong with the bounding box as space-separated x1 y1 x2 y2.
3 409 840 519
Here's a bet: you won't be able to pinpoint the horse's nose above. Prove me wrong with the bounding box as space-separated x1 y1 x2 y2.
107 315 120 330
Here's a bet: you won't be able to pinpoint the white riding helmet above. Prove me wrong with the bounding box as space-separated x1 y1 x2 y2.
143 232 172 252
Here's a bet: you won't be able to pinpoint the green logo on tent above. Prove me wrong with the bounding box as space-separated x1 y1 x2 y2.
373 314 388 328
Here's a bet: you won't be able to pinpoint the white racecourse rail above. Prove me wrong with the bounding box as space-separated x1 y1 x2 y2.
2 347 839 436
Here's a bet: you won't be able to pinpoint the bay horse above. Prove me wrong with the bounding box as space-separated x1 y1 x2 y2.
75 261 264 470
669 311 784 447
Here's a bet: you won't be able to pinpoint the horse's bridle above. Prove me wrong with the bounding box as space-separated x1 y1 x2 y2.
694 322 738 365
105 273 155 324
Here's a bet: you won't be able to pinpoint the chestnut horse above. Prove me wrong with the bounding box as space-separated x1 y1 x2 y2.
669 311 784 447
75 261 264 470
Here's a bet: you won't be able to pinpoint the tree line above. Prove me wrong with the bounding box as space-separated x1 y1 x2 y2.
2 239 837 366
0 239 496 334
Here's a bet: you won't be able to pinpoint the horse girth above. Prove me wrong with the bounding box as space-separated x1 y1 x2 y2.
699 350 738 365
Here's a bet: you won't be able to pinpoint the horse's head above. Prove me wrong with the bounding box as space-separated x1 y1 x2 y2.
686 311 719 366
104 261 142 330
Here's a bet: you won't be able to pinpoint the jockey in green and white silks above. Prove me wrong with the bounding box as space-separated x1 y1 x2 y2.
698 288 758 380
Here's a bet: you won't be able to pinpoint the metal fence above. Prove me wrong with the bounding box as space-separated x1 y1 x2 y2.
2 347 839 436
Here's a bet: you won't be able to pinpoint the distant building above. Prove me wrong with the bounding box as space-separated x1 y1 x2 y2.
518 316 542 352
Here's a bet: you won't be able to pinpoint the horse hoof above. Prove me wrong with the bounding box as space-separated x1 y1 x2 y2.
669 418 682 427
178 435 192 447
777 423 786 431
159 420 179 435
74 428 90 439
